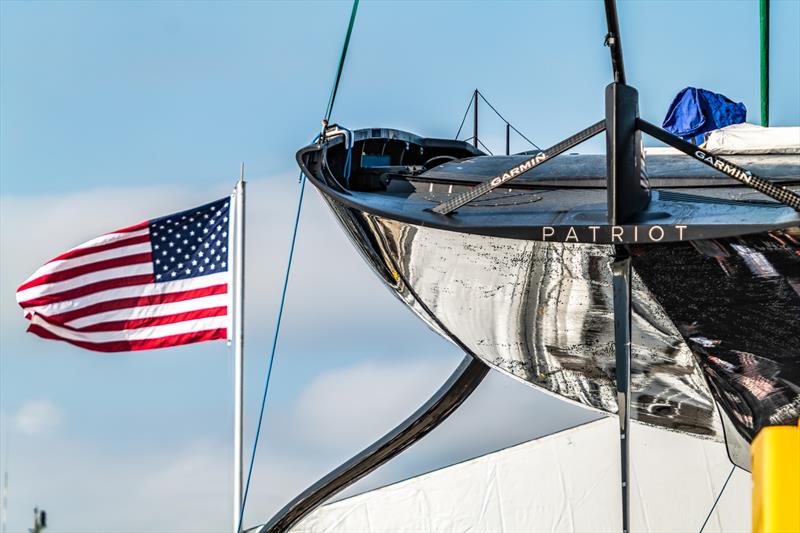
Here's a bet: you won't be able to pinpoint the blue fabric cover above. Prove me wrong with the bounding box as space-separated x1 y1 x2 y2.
662 87 746 139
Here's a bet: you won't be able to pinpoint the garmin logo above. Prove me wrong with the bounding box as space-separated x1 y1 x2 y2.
694 150 752 184
540 224 689 243
489 152 547 188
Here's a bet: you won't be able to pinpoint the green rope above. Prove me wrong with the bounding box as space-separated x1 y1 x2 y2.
238 2 359 531
325 0 360 122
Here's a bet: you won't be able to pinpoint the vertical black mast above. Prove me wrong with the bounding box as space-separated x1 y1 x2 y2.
604 0 626 85
473 89 479 149
604 2 633 533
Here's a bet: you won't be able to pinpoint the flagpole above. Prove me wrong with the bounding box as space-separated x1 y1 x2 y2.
233 163 246 533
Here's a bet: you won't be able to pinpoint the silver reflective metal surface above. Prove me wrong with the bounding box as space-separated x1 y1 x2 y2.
321 193 723 440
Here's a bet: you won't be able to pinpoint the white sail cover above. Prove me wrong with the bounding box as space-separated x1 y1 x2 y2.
704 123 800 154
293 418 749 532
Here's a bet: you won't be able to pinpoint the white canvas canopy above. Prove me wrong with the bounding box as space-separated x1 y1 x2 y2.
293 418 749 532
704 123 800 154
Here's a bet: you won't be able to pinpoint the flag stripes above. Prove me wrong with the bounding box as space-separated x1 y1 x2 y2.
16 197 232 352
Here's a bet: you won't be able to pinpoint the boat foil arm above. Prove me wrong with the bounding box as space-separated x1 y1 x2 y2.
256 354 490 533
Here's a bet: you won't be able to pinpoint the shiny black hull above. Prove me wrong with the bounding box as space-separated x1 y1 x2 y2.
297 128 800 463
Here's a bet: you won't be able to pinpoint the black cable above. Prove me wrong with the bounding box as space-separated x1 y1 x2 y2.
454 92 474 140
477 91 541 150
698 466 736 533
476 138 494 156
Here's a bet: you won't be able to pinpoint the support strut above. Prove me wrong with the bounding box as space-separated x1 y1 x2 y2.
638 119 800 211
257 355 490 533
432 120 605 215
612 250 633 533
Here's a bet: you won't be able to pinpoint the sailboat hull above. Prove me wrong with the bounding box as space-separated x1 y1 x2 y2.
298 128 800 449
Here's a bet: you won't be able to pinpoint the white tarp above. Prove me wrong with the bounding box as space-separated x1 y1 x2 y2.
294 418 749 532
704 123 800 154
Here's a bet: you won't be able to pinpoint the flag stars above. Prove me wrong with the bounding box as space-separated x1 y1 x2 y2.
150 198 230 283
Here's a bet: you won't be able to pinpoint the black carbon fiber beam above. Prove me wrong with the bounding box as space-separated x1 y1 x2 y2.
432 120 605 215
611 250 632 533
604 0 626 84
257 355 490 533
637 118 800 210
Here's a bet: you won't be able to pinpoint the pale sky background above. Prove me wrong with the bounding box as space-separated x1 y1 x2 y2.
1 1 799 532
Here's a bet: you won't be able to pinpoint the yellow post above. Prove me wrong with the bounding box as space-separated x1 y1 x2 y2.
751 420 800 533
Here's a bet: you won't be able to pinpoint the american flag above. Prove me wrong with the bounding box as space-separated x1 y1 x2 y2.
16 197 234 352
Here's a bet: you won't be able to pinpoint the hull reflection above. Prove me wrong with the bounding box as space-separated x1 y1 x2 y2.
632 228 800 443
322 194 725 439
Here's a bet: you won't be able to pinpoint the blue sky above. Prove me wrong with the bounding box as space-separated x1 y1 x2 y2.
1 1 799 531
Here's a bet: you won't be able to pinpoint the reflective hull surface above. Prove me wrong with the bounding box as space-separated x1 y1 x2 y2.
631 229 800 442
324 194 740 439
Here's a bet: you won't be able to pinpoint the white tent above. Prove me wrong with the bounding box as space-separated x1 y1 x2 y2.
294 418 749 532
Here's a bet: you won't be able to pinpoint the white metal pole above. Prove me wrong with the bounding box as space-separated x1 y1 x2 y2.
233 163 246 533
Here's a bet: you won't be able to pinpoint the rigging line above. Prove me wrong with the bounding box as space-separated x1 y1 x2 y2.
454 92 475 140
240 1 359 529
476 138 494 155
324 0 360 122
477 91 542 150
239 174 307 532
698 465 736 533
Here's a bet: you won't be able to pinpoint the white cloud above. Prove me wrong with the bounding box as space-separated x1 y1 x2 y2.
14 399 63 435
293 359 457 451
